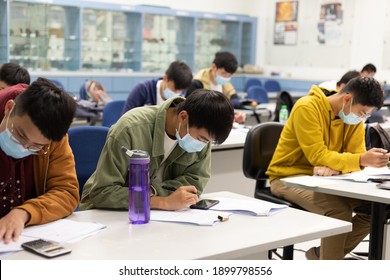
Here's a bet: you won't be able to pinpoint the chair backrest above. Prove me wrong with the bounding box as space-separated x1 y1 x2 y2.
264 79 282 92
79 84 88 100
68 126 109 195
274 91 295 122
102 100 126 127
247 85 269 104
243 122 284 182
49 79 65 90
244 78 262 92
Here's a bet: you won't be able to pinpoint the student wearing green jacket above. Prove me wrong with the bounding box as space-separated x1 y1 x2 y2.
80 89 234 211
267 77 387 260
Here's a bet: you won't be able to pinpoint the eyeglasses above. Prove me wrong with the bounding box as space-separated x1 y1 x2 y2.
8 122 48 155
357 112 371 120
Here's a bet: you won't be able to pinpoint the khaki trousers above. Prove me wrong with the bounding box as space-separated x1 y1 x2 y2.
270 178 370 260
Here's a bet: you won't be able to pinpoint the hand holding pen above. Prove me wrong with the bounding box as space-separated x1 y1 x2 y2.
161 185 198 209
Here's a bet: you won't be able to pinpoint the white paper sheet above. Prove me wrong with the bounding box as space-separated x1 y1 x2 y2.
210 197 288 216
151 209 231 226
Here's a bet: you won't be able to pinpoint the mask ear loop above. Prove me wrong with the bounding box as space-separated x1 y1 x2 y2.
4 103 15 134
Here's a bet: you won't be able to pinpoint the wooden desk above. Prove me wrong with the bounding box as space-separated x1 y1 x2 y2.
2 192 351 260
284 178 390 259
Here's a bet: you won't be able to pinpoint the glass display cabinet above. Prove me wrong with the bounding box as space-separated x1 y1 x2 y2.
81 8 142 71
1 1 256 73
8 1 80 71
142 13 194 72
195 17 240 70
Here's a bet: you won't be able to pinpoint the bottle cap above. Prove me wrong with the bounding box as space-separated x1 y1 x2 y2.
281 105 287 109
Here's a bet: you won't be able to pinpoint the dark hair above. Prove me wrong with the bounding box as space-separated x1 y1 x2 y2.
0 62 30 86
213 51 238 74
14 77 77 141
165 61 193 90
361 63 376 74
340 77 384 109
185 79 204 97
336 70 360 87
176 89 234 144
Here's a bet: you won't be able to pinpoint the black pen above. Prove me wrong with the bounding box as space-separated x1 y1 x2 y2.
162 185 197 195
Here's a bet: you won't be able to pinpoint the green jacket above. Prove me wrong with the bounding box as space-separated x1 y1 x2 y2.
79 97 211 210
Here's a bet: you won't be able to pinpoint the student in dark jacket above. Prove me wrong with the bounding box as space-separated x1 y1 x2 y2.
122 61 193 115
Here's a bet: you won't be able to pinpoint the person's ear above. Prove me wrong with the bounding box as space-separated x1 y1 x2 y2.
4 100 15 116
178 110 188 122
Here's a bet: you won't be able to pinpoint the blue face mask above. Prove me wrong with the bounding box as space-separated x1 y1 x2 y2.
338 99 362 125
163 87 178 100
175 122 207 153
215 75 230 86
0 108 34 159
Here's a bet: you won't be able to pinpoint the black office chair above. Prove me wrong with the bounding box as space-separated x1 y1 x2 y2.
243 122 303 259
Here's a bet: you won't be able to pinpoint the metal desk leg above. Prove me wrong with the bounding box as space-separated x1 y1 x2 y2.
369 202 387 260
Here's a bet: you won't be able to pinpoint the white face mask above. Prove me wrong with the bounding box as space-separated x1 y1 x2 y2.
175 122 207 153
0 105 34 158
338 98 363 125
163 87 178 100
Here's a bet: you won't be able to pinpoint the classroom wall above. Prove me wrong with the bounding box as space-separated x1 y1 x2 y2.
88 0 390 84
258 0 389 83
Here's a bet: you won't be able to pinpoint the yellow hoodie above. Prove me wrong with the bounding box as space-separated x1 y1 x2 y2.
267 85 365 181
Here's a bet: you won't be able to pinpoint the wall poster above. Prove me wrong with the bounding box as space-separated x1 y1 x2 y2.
274 1 299 45
317 1 343 45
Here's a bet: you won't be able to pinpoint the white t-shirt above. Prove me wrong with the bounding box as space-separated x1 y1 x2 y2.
156 80 164 105
210 81 222 92
318 80 337 91
154 132 178 182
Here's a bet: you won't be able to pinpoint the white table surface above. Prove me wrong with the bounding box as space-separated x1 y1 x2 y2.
2 191 351 260
283 177 390 259
212 126 249 150
284 179 390 205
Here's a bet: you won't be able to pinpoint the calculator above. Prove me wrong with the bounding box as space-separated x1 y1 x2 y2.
21 239 71 258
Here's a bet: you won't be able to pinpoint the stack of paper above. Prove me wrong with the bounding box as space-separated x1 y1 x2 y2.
210 197 288 216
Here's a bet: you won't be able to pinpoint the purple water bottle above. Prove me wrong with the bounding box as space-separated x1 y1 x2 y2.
122 147 150 224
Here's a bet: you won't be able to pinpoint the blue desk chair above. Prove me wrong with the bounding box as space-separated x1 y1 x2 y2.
79 84 88 100
68 126 109 196
264 79 282 92
247 85 269 104
49 79 65 90
244 78 262 92
102 100 126 127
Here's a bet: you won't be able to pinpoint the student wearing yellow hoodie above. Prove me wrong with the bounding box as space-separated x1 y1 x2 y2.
267 76 387 260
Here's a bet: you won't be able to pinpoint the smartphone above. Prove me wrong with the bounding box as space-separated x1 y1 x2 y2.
21 239 71 258
190 199 219 210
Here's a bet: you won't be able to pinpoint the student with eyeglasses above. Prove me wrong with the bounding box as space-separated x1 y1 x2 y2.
267 76 388 260
79 89 234 211
0 78 78 244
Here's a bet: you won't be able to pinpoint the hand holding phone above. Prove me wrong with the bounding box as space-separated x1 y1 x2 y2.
21 239 71 258
190 199 219 210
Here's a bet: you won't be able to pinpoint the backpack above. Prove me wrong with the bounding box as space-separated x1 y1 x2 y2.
273 91 295 122
85 80 112 106
365 124 390 151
